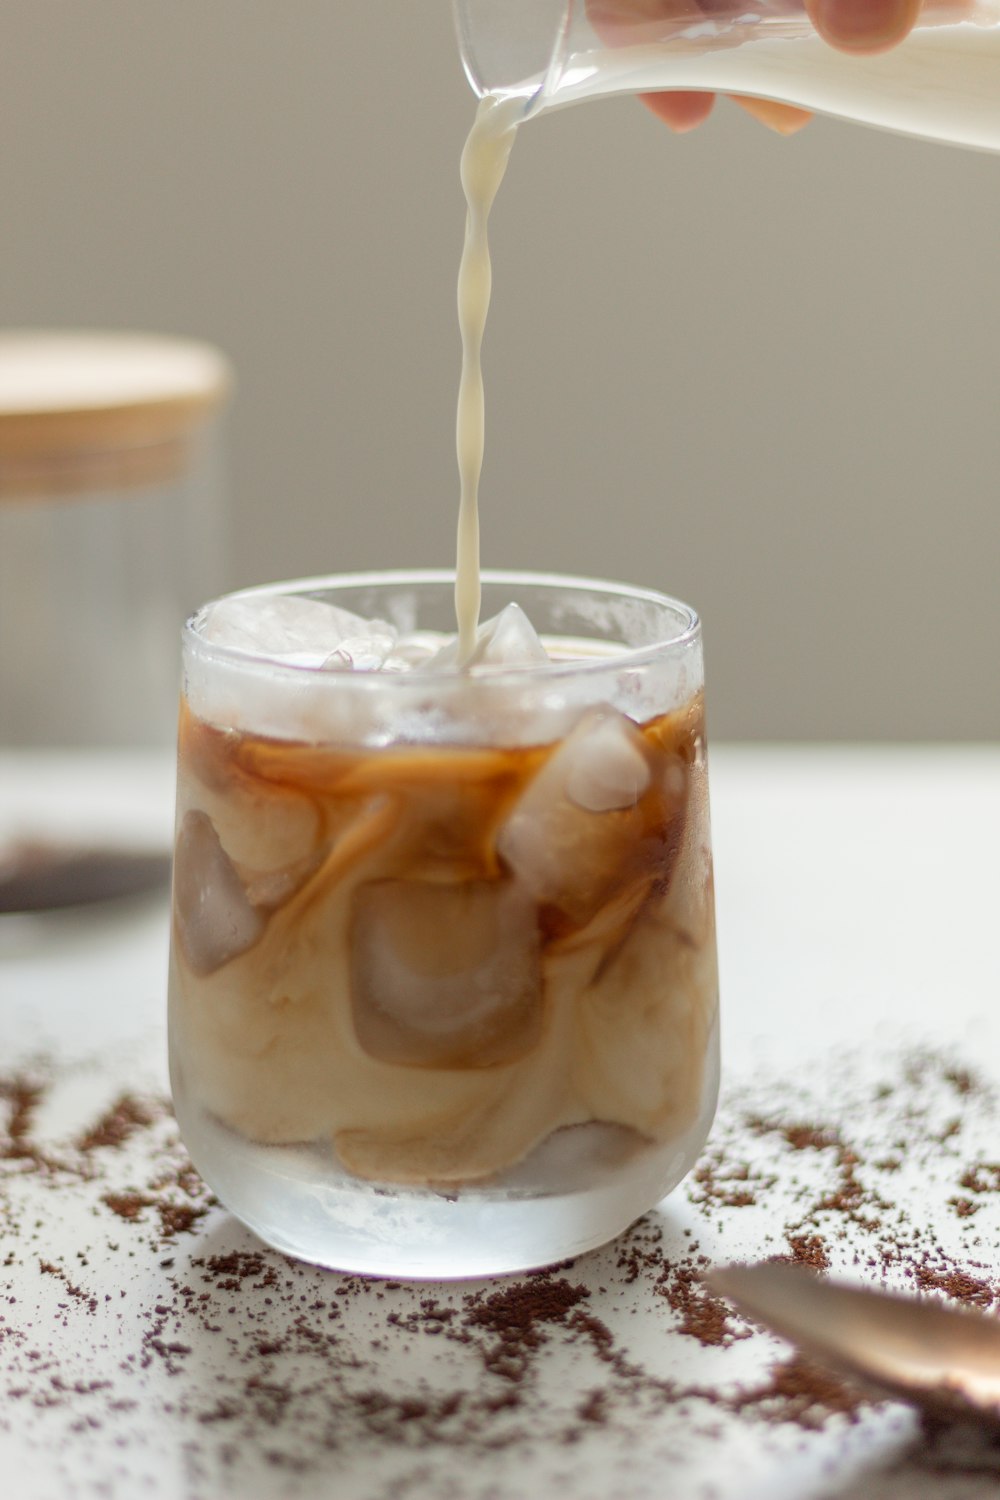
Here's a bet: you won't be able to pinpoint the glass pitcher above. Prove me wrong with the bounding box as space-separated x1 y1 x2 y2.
453 0 1000 149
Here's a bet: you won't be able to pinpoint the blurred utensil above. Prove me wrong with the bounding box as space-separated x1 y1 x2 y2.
709 1262 1000 1427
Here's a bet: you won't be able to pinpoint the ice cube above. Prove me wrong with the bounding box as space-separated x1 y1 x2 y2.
380 631 443 673
496 707 664 928
201 594 397 670
173 810 265 976
562 711 652 812
321 627 398 672
428 603 550 671
349 878 542 1068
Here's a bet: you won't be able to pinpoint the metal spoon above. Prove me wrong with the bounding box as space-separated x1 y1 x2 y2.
708 1261 1000 1428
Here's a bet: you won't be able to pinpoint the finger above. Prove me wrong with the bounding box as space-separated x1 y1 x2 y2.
804 0 922 54
640 89 716 131
730 95 813 134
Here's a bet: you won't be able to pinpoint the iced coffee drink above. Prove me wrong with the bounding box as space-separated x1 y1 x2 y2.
168 571 718 1276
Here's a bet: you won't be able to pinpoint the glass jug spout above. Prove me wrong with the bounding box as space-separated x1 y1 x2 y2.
453 0 574 116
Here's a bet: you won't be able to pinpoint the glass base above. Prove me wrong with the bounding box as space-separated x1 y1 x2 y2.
171 1040 719 1279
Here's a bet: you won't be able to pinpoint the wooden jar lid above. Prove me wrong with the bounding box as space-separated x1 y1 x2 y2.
0 331 233 498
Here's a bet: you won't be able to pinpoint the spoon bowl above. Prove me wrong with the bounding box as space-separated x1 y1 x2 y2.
709 1262 1000 1427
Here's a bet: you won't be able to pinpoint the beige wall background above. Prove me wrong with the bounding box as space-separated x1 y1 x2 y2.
3 1 999 739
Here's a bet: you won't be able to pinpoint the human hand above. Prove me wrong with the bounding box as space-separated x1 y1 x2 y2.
588 0 922 134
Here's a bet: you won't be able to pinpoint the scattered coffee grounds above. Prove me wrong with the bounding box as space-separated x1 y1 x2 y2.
910 1265 994 1309
102 1185 209 1241
77 1095 160 1154
689 1155 771 1211
784 1234 831 1272
614 1222 747 1349
1 1046 999 1495
38 1260 99 1316
0 1074 43 1162
730 1353 867 1431
959 1162 1000 1196
464 1276 592 1381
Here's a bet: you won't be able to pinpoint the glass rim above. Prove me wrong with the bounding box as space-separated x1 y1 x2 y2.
182 568 702 687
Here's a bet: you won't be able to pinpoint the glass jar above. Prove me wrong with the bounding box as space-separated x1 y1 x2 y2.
0 330 232 910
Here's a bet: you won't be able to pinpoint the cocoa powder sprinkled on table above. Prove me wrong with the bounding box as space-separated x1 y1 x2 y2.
690 1157 764 1210
783 1233 831 1272
1 1047 999 1490
77 1095 160 1153
1 1075 46 1164
464 1275 592 1381
959 1162 1000 1195
910 1264 995 1309
38 1260 99 1315
730 1353 867 1430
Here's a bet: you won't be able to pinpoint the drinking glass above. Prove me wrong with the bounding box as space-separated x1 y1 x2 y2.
168 570 719 1277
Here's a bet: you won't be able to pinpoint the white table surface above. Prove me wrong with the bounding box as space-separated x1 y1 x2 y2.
2 746 999 1500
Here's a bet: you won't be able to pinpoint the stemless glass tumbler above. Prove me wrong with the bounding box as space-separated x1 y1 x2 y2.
168 571 719 1277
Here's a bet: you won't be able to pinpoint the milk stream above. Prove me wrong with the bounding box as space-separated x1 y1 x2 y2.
454 21 1000 659
454 97 520 663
